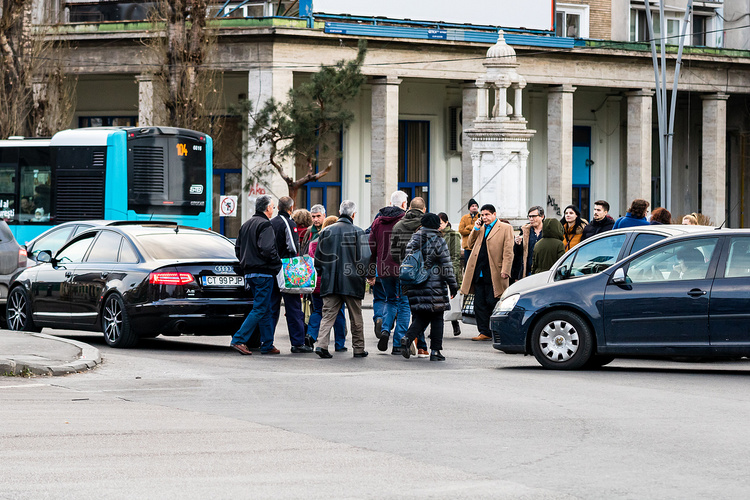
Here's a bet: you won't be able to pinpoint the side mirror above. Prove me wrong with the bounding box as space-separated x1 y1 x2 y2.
36 250 52 264
554 265 568 281
612 267 627 285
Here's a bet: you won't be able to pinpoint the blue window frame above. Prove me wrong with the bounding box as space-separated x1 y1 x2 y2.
398 120 430 209
297 130 342 216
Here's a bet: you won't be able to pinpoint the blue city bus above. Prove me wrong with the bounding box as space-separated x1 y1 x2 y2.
0 126 213 244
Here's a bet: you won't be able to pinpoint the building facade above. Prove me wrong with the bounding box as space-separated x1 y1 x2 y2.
21 0 750 234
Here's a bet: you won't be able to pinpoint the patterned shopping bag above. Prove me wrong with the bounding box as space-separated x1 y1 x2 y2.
276 255 317 294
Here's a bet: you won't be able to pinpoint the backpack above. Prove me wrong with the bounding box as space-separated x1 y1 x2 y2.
399 235 438 285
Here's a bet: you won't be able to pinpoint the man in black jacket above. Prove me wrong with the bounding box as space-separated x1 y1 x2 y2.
231 195 281 355
313 200 372 358
270 196 313 354
580 200 615 241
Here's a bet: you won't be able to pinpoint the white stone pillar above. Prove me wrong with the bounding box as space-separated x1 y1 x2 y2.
625 89 654 208
513 85 523 119
136 74 160 127
547 85 575 217
702 93 729 225
461 82 478 207
244 67 294 220
476 82 489 121
370 76 402 217
494 85 508 120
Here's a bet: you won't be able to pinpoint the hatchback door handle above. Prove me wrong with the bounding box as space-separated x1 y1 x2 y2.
687 288 707 297
64 271 72 278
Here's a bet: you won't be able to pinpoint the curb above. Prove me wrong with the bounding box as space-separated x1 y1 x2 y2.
0 333 102 377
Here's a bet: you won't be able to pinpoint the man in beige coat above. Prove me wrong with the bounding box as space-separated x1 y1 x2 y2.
461 203 514 341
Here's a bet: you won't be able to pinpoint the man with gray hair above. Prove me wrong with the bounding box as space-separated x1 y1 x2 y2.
270 196 313 354
301 204 326 256
230 195 281 355
367 190 409 353
313 200 372 358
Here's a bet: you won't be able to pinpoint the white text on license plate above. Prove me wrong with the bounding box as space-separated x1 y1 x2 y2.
202 275 244 287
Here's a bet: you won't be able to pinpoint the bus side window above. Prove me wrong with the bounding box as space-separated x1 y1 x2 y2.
20 164 52 222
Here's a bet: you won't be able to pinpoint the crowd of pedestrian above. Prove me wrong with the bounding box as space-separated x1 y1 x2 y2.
230 191 713 361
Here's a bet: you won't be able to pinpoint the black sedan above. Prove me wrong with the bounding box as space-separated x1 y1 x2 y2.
491 229 750 369
6 223 252 348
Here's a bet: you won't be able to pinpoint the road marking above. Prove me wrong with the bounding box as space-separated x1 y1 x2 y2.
0 383 49 389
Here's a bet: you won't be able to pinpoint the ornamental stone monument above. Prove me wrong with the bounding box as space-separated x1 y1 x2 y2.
465 31 535 227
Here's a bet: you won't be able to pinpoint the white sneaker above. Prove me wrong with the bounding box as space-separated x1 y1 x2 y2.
409 340 418 356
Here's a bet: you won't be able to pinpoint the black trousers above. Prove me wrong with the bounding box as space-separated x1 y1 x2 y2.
406 310 445 351
473 281 498 337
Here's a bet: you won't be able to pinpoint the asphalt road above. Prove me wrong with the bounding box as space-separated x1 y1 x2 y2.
3 320 750 499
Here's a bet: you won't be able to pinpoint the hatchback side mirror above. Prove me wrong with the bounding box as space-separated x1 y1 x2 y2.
37 250 52 263
554 265 568 281
612 267 627 285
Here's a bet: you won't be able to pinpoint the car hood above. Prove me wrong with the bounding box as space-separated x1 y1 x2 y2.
500 271 551 300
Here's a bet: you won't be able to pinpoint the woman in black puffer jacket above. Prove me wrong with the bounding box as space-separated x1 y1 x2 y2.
400 213 459 361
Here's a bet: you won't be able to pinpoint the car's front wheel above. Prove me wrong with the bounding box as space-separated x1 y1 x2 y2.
531 310 593 370
102 294 137 348
7 287 41 332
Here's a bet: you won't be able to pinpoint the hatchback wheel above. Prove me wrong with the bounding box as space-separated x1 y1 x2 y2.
7 287 40 332
531 310 592 370
102 294 137 348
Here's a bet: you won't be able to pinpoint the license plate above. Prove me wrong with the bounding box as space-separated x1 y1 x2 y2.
202 275 244 287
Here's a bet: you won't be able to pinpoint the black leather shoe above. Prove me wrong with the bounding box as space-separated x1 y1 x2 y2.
430 350 445 361
400 336 410 359
291 345 313 353
305 333 315 348
391 347 402 355
353 351 368 358
374 317 383 339
377 331 389 352
315 347 333 359
335 346 348 352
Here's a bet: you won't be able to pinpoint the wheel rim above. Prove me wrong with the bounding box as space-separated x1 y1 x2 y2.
103 297 122 344
539 320 579 362
7 290 26 331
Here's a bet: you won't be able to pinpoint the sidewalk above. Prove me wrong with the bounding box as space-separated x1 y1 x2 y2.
0 331 101 376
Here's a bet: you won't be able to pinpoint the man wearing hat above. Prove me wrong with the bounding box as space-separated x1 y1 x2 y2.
458 199 480 270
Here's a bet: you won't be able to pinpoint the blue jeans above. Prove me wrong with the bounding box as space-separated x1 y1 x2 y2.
233 275 275 352
308 293 347 350
372 278 386 324
380 277 412 347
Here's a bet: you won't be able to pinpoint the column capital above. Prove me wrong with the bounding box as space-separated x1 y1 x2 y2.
548 84 576 94
701 92 729 101
624 89 654 98
369 76 402 86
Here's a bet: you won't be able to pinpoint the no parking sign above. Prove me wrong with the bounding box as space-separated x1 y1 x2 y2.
220 195 238 217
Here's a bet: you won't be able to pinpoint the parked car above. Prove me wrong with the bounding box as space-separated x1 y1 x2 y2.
23 221 111 263
7 223 252 348
501 225 714 300
491 228 750 369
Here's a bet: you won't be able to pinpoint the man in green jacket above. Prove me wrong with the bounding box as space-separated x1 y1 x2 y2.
531 218 565 274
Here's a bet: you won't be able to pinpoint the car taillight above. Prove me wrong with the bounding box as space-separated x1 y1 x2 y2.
18 248 27 267
149 272 194 285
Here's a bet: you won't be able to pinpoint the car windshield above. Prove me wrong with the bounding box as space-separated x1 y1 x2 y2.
135 232 236 260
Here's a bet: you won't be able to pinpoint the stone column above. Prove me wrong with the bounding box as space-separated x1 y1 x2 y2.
547 85 575 217
244 66 294 220
513 85 524 119
136 74 159 127
625 89 654 207
702 93 729 225
461 82 478 206
370 76 401 217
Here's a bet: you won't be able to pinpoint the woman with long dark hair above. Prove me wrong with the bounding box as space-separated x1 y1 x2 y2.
560 205 587 252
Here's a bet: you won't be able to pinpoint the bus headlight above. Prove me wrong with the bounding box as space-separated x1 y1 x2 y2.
494 294 520 314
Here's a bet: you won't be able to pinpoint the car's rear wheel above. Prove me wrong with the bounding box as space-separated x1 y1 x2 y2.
531 310 593 370
102 294 137 348
7 287 41 332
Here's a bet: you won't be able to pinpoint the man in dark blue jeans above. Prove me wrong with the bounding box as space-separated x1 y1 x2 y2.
231 195 283 355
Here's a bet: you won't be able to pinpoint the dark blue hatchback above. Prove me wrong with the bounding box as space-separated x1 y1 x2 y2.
491 229 750 369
